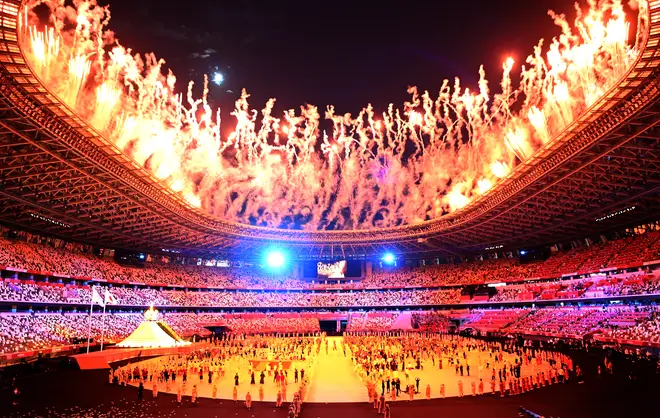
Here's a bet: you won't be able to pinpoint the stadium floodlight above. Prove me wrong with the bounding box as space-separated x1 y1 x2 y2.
266 251 286 269
382 253 395 264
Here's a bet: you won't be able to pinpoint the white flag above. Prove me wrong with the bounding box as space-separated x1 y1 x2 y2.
104 288 118 305
91 287 105 307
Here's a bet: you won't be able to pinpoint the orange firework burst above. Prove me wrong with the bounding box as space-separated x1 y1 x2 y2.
19 0 645 230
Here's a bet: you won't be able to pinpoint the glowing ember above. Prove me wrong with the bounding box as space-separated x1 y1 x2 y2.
19 0 644 230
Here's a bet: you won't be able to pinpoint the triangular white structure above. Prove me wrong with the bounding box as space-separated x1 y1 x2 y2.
117 306 191 348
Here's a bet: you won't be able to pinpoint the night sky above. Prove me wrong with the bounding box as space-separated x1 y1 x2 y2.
104 0 585 121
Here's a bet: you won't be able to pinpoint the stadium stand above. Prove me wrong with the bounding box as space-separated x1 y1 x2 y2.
1 230 660 359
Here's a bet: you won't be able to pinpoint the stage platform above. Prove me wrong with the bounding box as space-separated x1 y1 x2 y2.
72 343 209 370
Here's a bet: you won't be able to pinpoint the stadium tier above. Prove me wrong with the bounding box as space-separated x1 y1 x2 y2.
1 231 660 290
1 230 660 360
3 305 660 360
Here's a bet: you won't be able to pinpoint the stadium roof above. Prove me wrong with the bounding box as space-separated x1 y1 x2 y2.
0 0 659 259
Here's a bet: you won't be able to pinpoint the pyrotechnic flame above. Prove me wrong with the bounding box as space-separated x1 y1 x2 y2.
184 193 202 208
446 188 470 211
477 178 493 195
490 161 510 179
18 0 643 230
505 127 533 161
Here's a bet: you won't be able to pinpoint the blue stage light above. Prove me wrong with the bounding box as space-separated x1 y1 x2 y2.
520 250 527 255
266 251 285 268
382 253 395 264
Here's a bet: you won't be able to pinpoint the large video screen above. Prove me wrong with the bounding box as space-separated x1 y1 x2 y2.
302 260 361 278
317 260 347 278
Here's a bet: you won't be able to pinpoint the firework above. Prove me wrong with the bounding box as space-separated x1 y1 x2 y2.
19 0 643 230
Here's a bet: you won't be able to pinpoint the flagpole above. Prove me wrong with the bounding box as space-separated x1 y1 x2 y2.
100 292 107 351
86 286 94 354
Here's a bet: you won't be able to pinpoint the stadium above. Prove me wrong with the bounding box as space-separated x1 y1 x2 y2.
0 0 659 417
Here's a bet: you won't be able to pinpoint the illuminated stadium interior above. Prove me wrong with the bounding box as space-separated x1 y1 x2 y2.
0 0 659 417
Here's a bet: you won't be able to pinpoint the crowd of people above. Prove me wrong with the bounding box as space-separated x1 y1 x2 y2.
347 313 399 331
413 305 660 343
0 312 319 355
499 305 655 338
0 280 462 308
2 271 659 311
3 304 660 357
363 259 540 288
223 316 320 334
364 231 660 288
2 228 660 358
110 333 319 409
0 313 143 355
103 331 586 406
1 229 660 291
346 333 575 401
411 311 453 332
0 237 310 289
603 311 660 344
488 272 660 303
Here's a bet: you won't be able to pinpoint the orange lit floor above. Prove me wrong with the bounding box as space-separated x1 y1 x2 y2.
124 336 555 403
